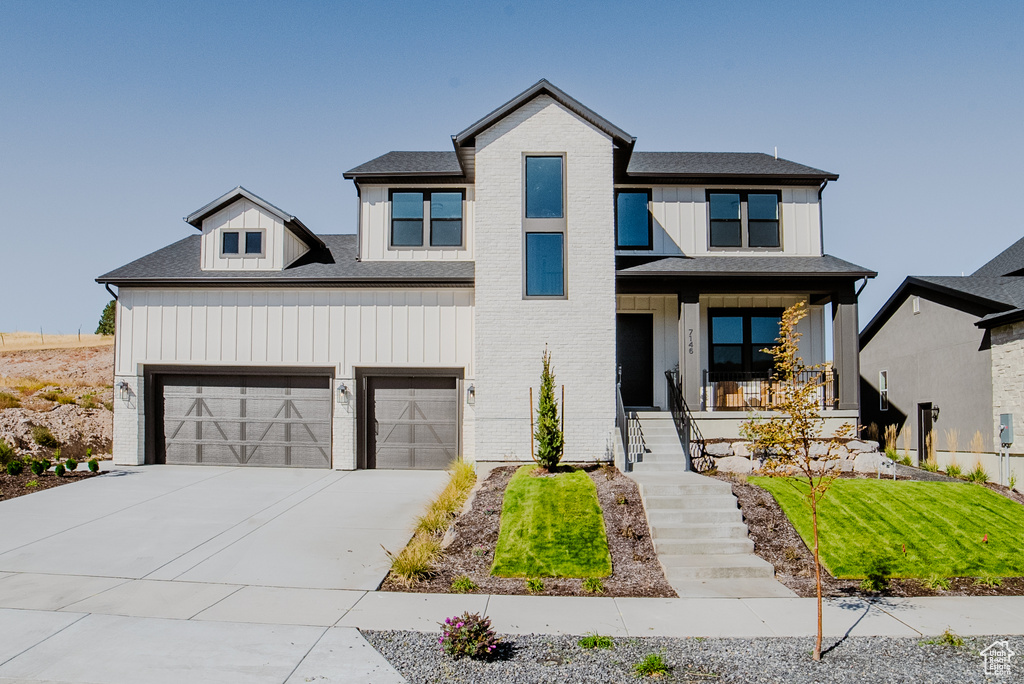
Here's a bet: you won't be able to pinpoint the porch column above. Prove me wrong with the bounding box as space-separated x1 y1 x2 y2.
831 291 860 410
679 291 701 408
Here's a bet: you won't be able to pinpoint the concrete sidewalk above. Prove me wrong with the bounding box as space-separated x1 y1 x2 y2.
3 576 1024 682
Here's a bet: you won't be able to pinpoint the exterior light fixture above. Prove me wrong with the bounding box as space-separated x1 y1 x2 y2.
118 381 131 402
466 384 475 405
337 382 348 401
931 406 940 421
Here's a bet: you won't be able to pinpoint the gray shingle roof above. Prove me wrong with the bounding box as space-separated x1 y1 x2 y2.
344 151 462 178
96 235 474 285
911 276 1024 308
617 254 874 277
626 152 837 180
972 235 1024 278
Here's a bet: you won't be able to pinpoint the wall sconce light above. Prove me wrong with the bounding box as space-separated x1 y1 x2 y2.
337 382 348 401
466 384 475 405
118 381 132 402
931 406 940 422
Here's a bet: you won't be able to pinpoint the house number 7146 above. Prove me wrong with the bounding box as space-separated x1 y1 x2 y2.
687 328 694 355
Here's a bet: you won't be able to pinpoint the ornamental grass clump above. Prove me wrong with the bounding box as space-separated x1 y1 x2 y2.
533 347 564 472
966 462 990 484
438 612 500 660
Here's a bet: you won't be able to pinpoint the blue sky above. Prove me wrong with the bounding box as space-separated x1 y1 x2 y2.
1 1 1021 334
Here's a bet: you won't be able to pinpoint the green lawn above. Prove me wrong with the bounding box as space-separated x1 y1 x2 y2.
491 465 612 578
751 477 1024 579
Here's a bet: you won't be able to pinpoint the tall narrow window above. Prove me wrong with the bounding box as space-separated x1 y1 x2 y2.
879 370 889 411
525 156 563 219
430 192 463 246
616 190 652 249
747 194 780 247
709 193 742 247
391 192 424 246
525 233 564 296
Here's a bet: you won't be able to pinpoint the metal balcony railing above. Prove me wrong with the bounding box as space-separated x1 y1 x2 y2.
700 369 838 411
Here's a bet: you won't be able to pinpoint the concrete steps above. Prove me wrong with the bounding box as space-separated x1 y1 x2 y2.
627 412 793 596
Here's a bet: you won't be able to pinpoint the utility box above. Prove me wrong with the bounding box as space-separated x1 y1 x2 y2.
999 413 1013 446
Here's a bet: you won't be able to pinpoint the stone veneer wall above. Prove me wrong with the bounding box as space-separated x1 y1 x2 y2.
992 321 1024 456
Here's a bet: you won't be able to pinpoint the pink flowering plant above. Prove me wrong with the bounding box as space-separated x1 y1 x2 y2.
438 611 501 660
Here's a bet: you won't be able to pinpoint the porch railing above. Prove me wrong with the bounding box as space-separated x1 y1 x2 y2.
665 369 714 472
616 369 646 472
700 369 838 411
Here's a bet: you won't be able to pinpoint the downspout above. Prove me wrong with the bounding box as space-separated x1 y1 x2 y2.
104 283 118 301
855 277 868 297
817 180 828 253
354 182 362 262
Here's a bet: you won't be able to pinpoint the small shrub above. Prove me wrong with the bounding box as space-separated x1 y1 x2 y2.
921 459 939 473
578 633 614 650
88 458 99 473
783 546 801 562
7 459 25 476
25 479 38 488
65 458 78 472
923 628 964 648
533 347 564 471
582 577 604 594
945 462 962 479
450 575 478 594
30 459 47 476
79 394 98 410
974 575 1002 587
633 653 671 678
884 446 899 462
0 439 16 465
924 574 950 591
31 426 59 448
54 464 66 478
526 577 544 593
1010 474 1018 491
860 556 891 593
439 612 500 660
616 494 627 505
0 391 21 409
898 454 913 466
966 462 990 484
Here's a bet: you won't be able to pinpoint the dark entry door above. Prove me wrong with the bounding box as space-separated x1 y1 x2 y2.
918 402 933 464
367 376 459 469
617 313 654 407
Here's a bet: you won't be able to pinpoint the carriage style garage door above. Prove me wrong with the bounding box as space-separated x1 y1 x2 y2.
366 376 459 470
159 374 333 468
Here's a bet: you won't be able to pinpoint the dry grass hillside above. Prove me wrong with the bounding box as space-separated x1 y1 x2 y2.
0 343 114 460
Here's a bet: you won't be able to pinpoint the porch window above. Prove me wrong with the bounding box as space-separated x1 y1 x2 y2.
708 309 782 376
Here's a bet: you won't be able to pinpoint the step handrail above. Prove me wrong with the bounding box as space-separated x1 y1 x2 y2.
665 369 715 472
616 368 646 472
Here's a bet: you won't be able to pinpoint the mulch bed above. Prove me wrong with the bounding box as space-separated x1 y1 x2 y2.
381 464 677 597
718 472 1024 597
0 469 99 501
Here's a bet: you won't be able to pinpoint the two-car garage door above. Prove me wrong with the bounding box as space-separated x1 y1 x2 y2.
158 374 333 468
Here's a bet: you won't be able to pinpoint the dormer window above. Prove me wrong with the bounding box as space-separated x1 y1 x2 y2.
390 190 465 248
220 230 264 257
708 191 781 249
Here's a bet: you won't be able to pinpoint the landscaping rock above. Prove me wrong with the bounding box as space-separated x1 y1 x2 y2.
853 452 881 474
846 440 879 453
705 442 734 457
715 455 752 474
732 441 752 458
809 441 830 457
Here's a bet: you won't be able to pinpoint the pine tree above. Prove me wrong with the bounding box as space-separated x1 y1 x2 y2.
95 300 116 336
534 347 564 472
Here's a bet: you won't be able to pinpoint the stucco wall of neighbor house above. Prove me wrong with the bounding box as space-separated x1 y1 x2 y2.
111 287 475 468
860 293 993 460
614 185 822 257
358 185 476 262
472 94 616 463
200 199 308 271
991 321 1024 457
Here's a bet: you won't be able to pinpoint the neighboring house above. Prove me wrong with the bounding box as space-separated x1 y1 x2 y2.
97 79 874 471
861 236 1024 482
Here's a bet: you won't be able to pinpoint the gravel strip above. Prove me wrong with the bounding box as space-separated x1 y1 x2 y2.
364 630 1014 683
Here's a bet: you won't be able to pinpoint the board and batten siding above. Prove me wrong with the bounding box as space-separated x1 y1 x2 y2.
199 199 310 271
617 185 822 257
358 185 475 261
114 288 475 378
616 295 679 410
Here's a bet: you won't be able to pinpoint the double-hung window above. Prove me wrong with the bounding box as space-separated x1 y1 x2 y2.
615 190 652 249
708 309 782 377
708 191 781 249
390 191 465 248
523 155 566 297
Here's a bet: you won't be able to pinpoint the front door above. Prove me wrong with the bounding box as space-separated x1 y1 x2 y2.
366 376 459 470
617 313 654 407
918 402 933 465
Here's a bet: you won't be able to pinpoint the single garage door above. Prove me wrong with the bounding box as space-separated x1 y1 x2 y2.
367 376 459 470
160 374 332 468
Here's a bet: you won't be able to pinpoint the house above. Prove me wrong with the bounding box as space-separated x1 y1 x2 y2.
860 236 1024 483
97 79 874 471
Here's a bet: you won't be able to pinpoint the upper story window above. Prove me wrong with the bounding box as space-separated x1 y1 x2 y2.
708 309 782 376
524 155 566 298
221 230 263 257
615 190 652 249
708 191 780 249
390 190 465 248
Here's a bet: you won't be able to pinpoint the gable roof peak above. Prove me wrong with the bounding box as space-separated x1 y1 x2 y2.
453 79 634 149
183 185 325 251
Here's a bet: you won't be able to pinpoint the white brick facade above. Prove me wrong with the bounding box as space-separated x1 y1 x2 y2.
472 95 617 462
